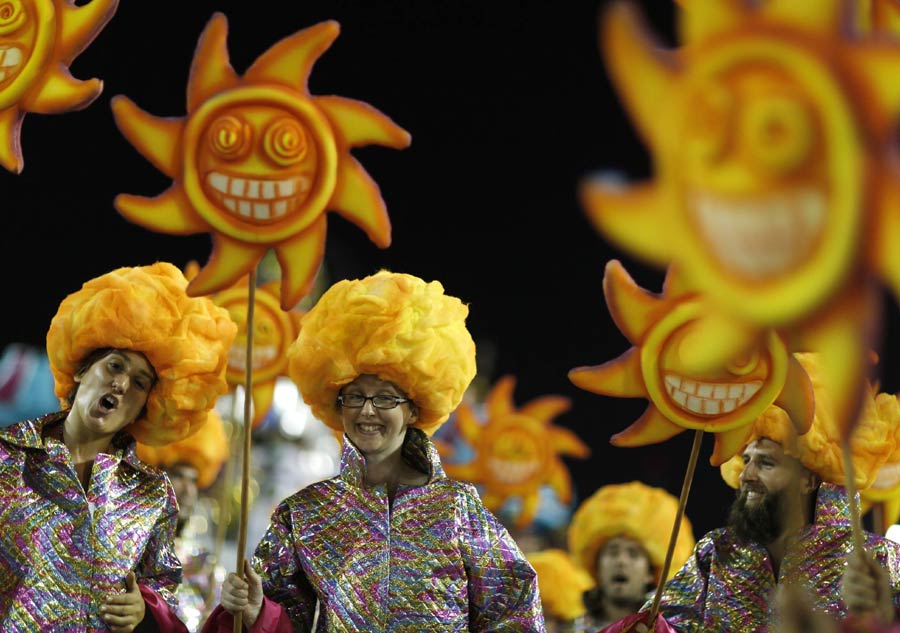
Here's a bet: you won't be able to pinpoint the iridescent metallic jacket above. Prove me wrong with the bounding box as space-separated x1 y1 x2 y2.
210 427 545 632
643 483 900 632
0 412 184 631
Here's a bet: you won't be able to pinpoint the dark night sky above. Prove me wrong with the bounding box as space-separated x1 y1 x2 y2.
3 0 899 540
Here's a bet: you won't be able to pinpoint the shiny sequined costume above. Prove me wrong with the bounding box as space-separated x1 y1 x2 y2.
205 428 544 632
0 412 185 631
633 483 900 632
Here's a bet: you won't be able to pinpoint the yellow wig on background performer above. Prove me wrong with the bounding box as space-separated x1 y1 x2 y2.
47 262 236 446
136 409 230 490
287 269 477 436
568 481 696 587
720 353 897 490
527 548 594 623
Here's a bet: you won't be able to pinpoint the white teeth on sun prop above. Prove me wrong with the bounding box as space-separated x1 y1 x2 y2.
441 375 590 530
0 0 119 173
568 260 814 466
112 14 411 310
581 0 900 439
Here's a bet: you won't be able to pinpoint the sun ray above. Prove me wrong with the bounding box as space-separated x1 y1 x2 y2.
454 404 484 447
773 352 815 435
710 423 755 467
330 156 391 248
274 217 328 310
187 13 239 112
0 108 23 173
316 96 412 149
611 406 684 447
547 462 575 504
23 66 99 113
603 259 666 342
110 96 183 178
57 0 118 62
485 375 516 418
520 396 571 425
519 492 542 528
569 348 645 398
115 187 205 234
675 0 745 45
550 427 592 458
244 20 340 90
188 235 266 298
762 0 849 32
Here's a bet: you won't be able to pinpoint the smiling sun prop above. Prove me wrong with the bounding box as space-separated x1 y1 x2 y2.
443 375 590 529
569 260 814 466
0 0 118 173
112 13 411 310
584 0 898 437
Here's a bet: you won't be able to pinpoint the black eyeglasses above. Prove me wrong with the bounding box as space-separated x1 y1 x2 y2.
337 394 410 409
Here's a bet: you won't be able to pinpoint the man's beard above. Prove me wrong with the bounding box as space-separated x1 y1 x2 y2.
727 486 782 544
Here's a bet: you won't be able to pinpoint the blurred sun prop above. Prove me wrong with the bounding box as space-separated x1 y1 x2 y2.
209 270 303 430
0 0 118 173
569 260 814 465
583 0 898 437
442 375 590 529
112 13 411 310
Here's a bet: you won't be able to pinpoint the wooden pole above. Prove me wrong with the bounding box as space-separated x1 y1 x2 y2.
842 440 866 551
234 270 257 633
647 429 704 627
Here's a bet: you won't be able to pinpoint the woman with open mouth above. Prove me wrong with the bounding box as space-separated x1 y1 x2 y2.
0 262 236 632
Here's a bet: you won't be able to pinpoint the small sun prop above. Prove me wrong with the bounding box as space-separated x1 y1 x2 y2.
443 375 590 529
569 260 814 466
584 0 897 437
214 276 302 430
112 13 411 310
0 0 118 173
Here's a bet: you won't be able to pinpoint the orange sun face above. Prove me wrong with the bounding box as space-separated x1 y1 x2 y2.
569 260 814 466
112 13 410 310
213 278 302 429
583 0 897 439
0 0 118 172
443 375 590 529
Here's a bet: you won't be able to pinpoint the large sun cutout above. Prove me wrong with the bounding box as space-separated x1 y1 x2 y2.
442 375 590 529
0 0 118 173
583 0 894 437
569 260 814 466
112 13 410 310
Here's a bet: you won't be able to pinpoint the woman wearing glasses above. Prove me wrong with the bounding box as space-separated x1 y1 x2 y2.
205 269 544 632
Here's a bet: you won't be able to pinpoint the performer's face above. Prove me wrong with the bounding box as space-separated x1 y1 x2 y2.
167 462 200 520
71 349 156 437
728 438 810 543
338 374 418 459
596 535 654 606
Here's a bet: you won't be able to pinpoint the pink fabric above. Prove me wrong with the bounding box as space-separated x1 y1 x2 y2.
202 598 293 633
599 611 678 633
140 584 189 632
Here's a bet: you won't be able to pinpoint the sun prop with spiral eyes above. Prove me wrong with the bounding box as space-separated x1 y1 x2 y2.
442 375 590 530
584 0 900 441
112 13 411 310
0 0 118 173
569 259 815 466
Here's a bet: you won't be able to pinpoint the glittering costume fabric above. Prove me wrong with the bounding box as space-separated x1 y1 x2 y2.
0 412 184 631
612 483 900 632
175 531 225 633
205 428 544 632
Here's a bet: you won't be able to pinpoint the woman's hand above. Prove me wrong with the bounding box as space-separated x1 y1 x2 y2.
100 571 146 633
842 549 894 625
220 559 264 627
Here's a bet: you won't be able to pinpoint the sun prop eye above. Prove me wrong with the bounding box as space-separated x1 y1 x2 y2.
685 82 733 163
264 117 308 166
726 349 760 376
208 114 251 161
743 94 814 173
0 0 24 36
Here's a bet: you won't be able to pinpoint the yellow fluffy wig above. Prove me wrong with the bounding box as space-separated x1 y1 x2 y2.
720 353 897 490
47 262 236 446
527 548 595 621
287 270 477 435
136 409 230 489
567 481 696 585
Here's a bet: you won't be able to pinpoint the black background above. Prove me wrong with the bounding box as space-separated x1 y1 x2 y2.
3 0 898 541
